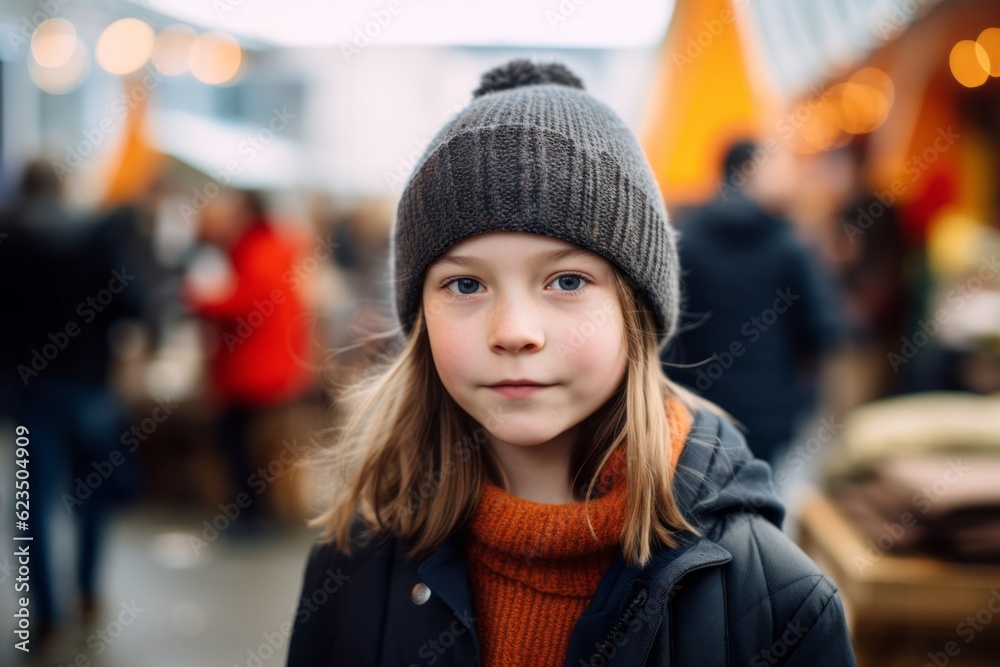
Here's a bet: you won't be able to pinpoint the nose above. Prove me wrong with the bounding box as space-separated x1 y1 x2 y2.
487 291 544 354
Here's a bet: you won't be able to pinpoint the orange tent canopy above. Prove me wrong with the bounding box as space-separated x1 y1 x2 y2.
641 0 771 207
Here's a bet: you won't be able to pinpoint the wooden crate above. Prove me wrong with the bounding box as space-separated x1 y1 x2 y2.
796 489 1000 667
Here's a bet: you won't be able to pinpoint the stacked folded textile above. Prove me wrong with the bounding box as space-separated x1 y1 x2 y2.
823 392 1000 564
831 453 1000 563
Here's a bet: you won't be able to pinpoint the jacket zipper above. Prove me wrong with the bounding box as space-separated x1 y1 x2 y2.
585 549 732 664
591 588 649 660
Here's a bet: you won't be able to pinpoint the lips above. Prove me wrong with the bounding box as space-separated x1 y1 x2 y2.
486 382 554 399
487 379 551 387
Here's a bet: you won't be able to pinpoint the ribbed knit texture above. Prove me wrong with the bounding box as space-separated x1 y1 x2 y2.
463 397 694 667
391 63 681 347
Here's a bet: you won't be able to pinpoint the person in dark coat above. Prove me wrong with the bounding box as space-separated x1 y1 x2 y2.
662 141 843 465
287 407 855 666
0 159 147 648
286 61 856 666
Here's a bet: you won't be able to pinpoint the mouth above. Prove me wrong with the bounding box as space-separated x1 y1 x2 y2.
486 382 554 399
487 379 552 388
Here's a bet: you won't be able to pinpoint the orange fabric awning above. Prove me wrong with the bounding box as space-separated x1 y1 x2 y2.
102 73 164 208
641 0 770 207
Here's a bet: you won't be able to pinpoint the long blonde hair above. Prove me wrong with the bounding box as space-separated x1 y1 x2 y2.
308 265 725 568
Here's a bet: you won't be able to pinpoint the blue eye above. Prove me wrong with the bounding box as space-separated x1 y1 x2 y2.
553 274 585 291
445 278 482 296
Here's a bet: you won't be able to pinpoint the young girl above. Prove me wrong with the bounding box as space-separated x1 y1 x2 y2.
286 60 857 667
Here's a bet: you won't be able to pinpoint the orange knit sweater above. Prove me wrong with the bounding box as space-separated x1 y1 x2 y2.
463 397 694 667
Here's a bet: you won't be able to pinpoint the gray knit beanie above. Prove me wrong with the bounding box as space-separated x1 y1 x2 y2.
391 59 680 347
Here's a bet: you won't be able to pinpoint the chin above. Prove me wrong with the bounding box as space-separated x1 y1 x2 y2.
484 423 564 448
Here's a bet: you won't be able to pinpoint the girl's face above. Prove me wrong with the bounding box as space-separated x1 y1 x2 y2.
422 231 627 449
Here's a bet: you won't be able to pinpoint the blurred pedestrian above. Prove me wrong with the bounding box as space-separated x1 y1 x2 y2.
0 159 144 648
184 189 315 534
661 139 844 466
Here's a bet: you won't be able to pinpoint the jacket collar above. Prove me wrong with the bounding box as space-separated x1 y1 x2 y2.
565 532 732 665
415 525 733 667
415 406 765 664
416 528 480 658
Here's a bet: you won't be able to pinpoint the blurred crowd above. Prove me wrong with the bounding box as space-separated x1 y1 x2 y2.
0 157 400 648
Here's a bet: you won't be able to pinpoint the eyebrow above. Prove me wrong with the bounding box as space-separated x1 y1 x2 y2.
432 246 595 269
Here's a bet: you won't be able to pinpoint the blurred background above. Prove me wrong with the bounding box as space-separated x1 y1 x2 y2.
0 0 999 665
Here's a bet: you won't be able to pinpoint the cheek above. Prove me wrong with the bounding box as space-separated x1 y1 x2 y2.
425 308 474 383
558 306 627 383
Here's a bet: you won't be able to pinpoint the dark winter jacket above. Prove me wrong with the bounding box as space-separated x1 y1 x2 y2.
0 197 146 392
662 192 843 463
286 406 858 666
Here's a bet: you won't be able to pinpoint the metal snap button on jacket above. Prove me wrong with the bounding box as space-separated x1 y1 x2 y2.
411 582 431 605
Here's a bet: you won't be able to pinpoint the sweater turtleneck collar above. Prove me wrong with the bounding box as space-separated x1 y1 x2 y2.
463 396 693 598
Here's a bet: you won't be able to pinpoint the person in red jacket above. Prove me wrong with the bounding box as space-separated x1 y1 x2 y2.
184 189 314 532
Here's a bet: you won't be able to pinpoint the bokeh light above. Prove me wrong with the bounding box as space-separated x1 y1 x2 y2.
30 18 77 69
152 23 198 76
28 38 90 94
796 98 847 153
949 39 990 88
96 18 155 75
188 31 243 85
836 67 894 134
976 27 1000 77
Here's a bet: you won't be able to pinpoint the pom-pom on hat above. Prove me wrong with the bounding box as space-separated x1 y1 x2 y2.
391 59 680 347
